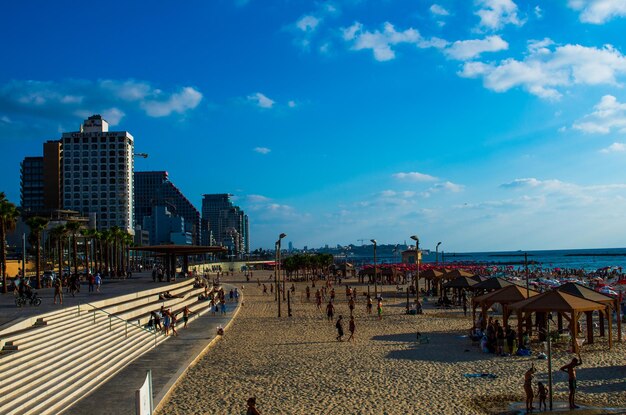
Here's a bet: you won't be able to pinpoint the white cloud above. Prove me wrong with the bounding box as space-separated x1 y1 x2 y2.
601 142 626 153
445 35 508 60
393 172 438 182
141 87 202 117
459 42 626 100
247 194 271 203
0 79 203 127
430 4 450 16
534 5 543 18
568 0 626 24
573 95 626 134
475 0 524 30
432 181 464 192
287 100 297 108
297 15 320 32
342 22 448 62
253 147 271 154
247 92 275 109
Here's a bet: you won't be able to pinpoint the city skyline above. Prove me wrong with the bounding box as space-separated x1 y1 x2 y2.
2 1 626 251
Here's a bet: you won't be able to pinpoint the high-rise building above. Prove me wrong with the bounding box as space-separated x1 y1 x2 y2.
142 205 192 245
42 140 62 211
201 194 249 257
20 156 44 214
134 171 201 245
61 115 134 233
19 140 63 216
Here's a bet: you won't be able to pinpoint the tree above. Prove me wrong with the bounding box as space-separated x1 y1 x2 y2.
50 225 68 280
65 221 82 277
0 193 20 293
26 216 49 289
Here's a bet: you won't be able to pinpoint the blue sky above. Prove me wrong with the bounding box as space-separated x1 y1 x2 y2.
2 0 626 252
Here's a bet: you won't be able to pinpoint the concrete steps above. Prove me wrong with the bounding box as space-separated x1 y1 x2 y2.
0 278 218 415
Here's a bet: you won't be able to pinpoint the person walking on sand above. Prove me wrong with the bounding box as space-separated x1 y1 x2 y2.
377 299 383 320
348 315 356 341
335 315 344 341
523 363 536 413
560 354 582 409
247 397 261 415
367 295 373 314
537 382 547 411
348 297 355 317
326 301 335 321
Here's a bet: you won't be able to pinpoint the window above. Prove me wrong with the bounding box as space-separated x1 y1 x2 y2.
100 158 106 163
109 178 116 184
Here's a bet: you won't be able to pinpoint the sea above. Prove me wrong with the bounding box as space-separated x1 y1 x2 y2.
355 248 626 272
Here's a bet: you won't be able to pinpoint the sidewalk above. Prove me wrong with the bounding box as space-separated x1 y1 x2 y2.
64 286 241 415
0 272 183 328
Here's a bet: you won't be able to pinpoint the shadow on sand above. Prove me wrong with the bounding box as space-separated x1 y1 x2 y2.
372 330 494 363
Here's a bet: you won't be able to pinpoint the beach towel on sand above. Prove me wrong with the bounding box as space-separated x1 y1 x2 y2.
463 373 497 379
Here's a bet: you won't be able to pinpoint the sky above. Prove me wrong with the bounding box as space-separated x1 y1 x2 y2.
2 0 626 252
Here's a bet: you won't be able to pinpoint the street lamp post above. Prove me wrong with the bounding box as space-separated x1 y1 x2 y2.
525 252 529 298
370 239 377 297
410 235 419 300
275 233 287 317
547 314 554 411
436 242 442 265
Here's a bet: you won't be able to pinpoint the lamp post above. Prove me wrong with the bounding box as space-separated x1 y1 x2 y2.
410 235 419 300
436 242 442 265
547 314 554 411
275 233 287 317
525 252 529 298
370 239 377 297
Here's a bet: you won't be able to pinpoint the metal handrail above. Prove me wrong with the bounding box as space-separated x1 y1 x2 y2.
77 302 159 347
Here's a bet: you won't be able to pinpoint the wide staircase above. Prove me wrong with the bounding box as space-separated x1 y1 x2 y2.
0 277 218 415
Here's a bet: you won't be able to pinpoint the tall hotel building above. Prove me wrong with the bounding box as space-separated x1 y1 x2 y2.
201 194 249 257
61 115 134 233
134 171 201 245
20 141 62 215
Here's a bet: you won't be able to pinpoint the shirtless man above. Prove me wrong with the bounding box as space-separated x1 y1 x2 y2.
560 354 582 409
523 363 536 412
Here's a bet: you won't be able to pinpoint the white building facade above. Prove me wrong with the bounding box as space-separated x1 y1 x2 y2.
61 115 134 234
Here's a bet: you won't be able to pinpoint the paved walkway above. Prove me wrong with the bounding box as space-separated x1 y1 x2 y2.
0 272 184 328
64 285 240 415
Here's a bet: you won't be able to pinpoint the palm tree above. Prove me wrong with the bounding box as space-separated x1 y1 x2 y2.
26 216 49 289
101 229 112 277
50 225 68 279
81 228 97 276
65 221 82 277
122 232 134 275
0 193 20 293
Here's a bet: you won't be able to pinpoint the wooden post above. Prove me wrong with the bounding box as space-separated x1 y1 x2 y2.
586 311 594 344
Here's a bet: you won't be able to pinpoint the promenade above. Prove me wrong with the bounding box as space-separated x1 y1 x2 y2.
0 272 241 415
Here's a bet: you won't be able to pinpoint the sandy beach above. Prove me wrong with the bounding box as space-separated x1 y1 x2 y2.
158 271 626 414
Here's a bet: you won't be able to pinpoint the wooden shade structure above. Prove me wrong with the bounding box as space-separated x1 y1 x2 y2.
443 276 478 289
443 269 476 280
557 282 621 342
473 277 513 293
472 284 540 329
508 290 610 353
129 245 227 280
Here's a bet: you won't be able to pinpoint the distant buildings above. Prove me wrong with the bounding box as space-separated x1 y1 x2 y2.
14 115 252 251
61 115 134 233
201 194 249 257
142 206 192 245
134 171 201 245
20 141 62 216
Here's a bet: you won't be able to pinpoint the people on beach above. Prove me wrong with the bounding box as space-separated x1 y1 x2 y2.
247 397 261 415
523 363 536 412
336 315 344 341
366 295 373 314
348 297 355 317
537 382 547 411
377 299 382 320
182 305 193 328
326 301 335 321
560 354 582 409
348 316 355 341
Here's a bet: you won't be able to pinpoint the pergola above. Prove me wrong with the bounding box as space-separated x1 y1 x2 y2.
472 277 514 295
472 284 540 329
557 282 621 343
129 245 227 280
508 290 609 353
420 269 444 292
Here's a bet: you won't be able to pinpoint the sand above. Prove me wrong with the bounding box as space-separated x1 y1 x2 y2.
158 272 626 415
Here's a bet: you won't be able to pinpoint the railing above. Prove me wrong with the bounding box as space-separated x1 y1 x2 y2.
77 302 159 348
